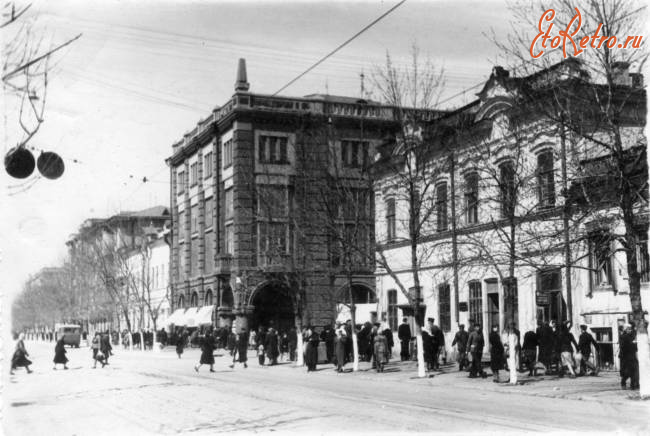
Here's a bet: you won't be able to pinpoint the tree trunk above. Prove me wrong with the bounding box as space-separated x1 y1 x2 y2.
415 326 426 378
508 333 517 385
351 332 360 372
295 315 304 367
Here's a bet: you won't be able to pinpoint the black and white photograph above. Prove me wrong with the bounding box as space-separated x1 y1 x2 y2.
2 1 649 435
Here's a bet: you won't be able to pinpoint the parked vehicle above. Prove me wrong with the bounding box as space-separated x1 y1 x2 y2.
55 324 81 347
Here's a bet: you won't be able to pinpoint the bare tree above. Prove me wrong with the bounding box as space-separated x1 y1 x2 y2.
371 46 445 378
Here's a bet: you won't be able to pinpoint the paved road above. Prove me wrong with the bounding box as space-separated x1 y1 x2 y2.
3 341 648 435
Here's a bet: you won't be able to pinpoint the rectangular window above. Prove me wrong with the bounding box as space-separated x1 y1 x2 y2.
177 171 185 194
190 237 199 277
223 139 233 168
636 227 650 282
258 135 288 164
341 140 369 168
589 230 613 289
538 268 561 292
225 224 234 254
190 162 198 187
438 283 451 332
436 182 448 232
225 189 234 220
387 289 398 331
257 185 288 219
500 161 516 218
258 222 287 257
465 172 479 224
537 151 555 209
386 198 396 242
204 197 214 230
468 281 482 327
204 230 214 274
178 241 186 280
178 210 186 240
190 204 198 234
204 152 213 179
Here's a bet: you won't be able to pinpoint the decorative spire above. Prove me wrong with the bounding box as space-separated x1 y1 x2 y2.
234 58 249 92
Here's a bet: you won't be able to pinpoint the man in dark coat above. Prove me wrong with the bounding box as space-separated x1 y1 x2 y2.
619 324 639 390
53 338 69 370
522 329 539 376
305 327 320 372
557 322 578 378
321 325 335 364
452 324 469 371
195 331 216 373
577 324 599 376
536 320 555 374
489 326 505 382
421 329 434 371
467 324 486 378
383 326 394 361
398 318 412 361
230 329 249 369
288 328 298 361
100 331 113 365
265 328 279 365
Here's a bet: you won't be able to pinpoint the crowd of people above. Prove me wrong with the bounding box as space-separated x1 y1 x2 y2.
10 319 643 392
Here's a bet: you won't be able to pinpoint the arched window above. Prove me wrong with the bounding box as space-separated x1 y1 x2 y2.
464 172 479 224
190 292 198 307
204 289 213 306
221 287 234 307
178 295 185 308
537 150 555 209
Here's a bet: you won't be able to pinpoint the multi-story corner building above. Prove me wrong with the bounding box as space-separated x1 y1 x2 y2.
67 206 170 334
374 59 648 369
167 59 396 332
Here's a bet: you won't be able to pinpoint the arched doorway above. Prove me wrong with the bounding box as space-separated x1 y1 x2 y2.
250 281 295 333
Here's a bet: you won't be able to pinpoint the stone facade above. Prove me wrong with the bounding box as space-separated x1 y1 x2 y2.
167 59 395 330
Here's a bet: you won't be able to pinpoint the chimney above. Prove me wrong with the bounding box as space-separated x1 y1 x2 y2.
611 61 631 86
234 58 250 92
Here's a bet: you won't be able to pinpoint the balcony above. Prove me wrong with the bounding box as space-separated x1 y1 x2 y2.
216 253 232 276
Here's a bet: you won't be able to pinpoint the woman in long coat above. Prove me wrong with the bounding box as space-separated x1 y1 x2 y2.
11 333 33 374
305 327 320 372
265 328 279 365
195 332 216 372
373 329 388 373
53 338 69 370
334 328 347 373
489 326 505 383
176 330 186 358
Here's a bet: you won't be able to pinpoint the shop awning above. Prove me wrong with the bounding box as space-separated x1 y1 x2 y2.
184 307 200 327
165 308 187 326
196 305 215 326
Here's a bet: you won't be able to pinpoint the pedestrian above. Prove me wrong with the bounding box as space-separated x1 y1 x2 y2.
230 328 249 369
195 331 216 373
344 320 353 362
619 324 639 390
321 325 335 364
265 327 279 365
398 317 411 361
373 326 388 373
227 327 237 356
503 322 521 371
53 337 69 370
536 320 554 374
452 324 469 371
576 324 599 376
101 330 113 365
91 332 105 368
10 333 33 375
176 330 186 358
429 318 445 369
557 321 578 378
421 328 434 371
280 331 289 362
489 325 505 383
334 327 347 373
288 327 298 362
467 324 486 378
521 329 539 376
383 325 394 361
305 326 320 372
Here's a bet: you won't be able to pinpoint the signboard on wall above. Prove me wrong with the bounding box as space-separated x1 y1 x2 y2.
535 290 550 306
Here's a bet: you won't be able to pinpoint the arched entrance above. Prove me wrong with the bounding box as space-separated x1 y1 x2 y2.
250 281 295 333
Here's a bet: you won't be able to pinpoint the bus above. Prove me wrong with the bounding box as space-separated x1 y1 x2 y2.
55 324 81 347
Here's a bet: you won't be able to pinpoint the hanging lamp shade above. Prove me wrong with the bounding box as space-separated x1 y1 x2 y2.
4 146 35 179
37 151 65 179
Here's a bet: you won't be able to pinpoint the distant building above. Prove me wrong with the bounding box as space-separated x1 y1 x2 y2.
166 59 395 332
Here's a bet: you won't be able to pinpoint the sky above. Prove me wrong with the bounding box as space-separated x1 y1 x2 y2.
1 0 528 307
